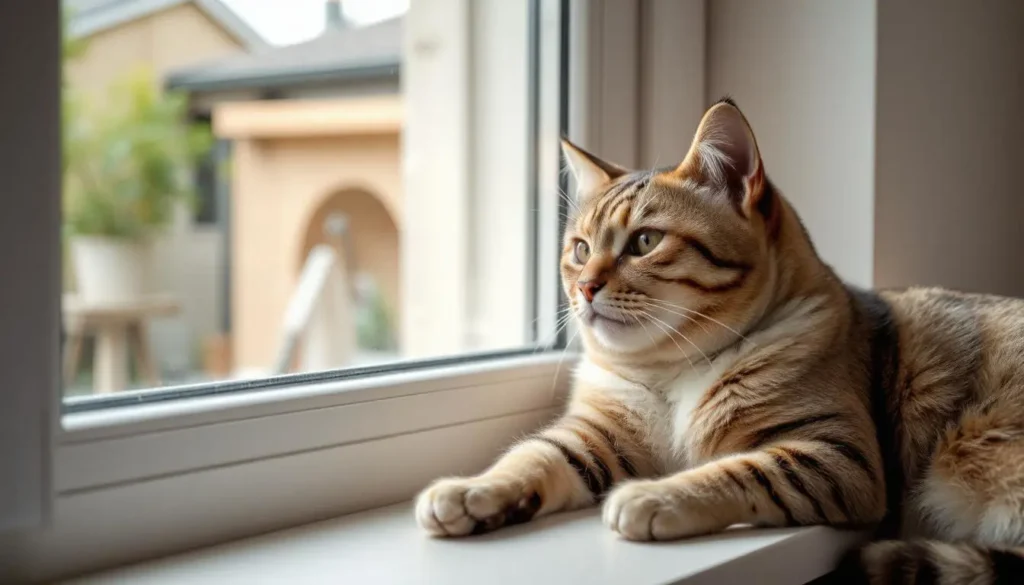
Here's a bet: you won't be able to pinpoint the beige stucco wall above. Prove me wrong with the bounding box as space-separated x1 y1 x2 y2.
300 188 401 318
66 3 243 98
228 128 402 370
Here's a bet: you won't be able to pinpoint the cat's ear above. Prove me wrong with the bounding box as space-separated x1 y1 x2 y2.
676 98 770 217
561 138 628 200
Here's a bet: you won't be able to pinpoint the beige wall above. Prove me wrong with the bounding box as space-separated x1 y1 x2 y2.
66 3 242 98
300 189 401 325
707 0 877 288
230 133 402 370
874 0 1024 296
67 4 242 98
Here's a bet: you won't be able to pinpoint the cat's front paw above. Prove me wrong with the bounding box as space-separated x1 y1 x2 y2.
415 476 540 537
603 479 713 541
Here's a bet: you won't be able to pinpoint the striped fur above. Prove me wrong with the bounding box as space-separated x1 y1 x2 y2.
414 100 1024 584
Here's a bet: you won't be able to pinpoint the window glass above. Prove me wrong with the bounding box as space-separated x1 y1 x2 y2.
60 0 565 408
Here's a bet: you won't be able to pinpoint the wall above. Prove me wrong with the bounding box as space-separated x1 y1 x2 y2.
638 0 706 168
874 0 1024 296
229 133 402 370
66 3 242 98
706 0 877 287
300 189 401 328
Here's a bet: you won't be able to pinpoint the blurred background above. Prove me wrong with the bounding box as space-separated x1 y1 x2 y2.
61 0 539 396
59 0 1024 397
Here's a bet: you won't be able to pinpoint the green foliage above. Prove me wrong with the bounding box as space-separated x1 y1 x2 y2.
61 15 88 65
62 67 213 240
61 7 87 175
356 284 397 352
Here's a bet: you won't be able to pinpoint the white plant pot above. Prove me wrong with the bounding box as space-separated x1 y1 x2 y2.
71 236 149 303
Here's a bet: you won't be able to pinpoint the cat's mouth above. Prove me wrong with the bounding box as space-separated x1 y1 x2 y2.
582 305 635 329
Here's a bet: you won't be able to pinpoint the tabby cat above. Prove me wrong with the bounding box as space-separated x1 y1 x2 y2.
414 98 1024 584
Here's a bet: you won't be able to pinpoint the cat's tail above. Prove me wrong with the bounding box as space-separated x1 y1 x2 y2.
835 539 1024 584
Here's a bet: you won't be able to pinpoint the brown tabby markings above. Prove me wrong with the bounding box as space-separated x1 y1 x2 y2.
414 99 1024 584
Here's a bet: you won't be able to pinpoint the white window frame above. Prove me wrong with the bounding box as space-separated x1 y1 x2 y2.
0 0 688 581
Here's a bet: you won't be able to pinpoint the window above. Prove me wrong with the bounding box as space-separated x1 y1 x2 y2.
58 0 568 409
3 0 589 580
0 1 914 581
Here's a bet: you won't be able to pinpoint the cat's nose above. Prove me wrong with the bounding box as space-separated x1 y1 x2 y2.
578 279 606 303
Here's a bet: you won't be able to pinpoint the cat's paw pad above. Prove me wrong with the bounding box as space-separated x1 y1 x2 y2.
415 477 540 537
602 480 700 541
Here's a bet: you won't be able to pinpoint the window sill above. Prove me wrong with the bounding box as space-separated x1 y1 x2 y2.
65 502 867 585
2 353 574 583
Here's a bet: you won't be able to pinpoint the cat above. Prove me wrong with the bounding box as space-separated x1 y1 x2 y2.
414 98 1024 584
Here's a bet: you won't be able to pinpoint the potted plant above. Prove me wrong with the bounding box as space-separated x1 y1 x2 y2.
63 67 212 302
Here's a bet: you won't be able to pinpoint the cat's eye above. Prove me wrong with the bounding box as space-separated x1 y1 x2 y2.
627 229 664 256
573 240 591 264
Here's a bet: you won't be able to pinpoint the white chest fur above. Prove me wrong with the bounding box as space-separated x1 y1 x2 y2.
663 358 739 461
575 352 744 473
573 296 829 473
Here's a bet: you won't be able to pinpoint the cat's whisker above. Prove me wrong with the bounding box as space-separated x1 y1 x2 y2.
529 207 575 224
536 309 577 346
631 164 659 220
550 327 581 395
644 298 753 345
632 310 686 370
643 311 714 368
555 183 583 218
638 309 697 370
531 306 572 326
533 309 576 352
530 308 573 338
631 311 659 347
638 300 711 334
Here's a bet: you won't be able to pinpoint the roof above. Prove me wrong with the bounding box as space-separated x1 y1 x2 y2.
166 17 401 93
64 0 269 51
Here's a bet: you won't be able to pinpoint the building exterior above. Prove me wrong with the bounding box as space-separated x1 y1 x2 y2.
63 0 268 379
169 0 542 375
65 0 540 381
65 0 266 98
168 14 404 371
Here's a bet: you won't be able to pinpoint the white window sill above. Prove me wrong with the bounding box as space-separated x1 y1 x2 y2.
65 502 866 585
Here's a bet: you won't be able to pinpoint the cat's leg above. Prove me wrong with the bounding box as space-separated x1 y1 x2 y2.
916 408 1024 547
416 398 653 537
602 438 884 541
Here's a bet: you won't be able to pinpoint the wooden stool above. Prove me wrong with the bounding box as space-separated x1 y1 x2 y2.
63 294 180 393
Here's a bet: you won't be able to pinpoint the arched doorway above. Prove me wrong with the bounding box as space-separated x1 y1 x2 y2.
300 187 400 354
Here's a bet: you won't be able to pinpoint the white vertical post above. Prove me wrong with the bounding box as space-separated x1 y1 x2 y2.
400 0 472 358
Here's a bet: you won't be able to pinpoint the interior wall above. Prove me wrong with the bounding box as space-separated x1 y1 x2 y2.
873 0 1024 296
706 0 877 287
638 0 705 169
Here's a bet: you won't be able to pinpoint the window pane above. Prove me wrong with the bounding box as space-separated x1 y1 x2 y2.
60 0 565 406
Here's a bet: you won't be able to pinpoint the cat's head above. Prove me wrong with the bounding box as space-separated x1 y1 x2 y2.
560 99 786 361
